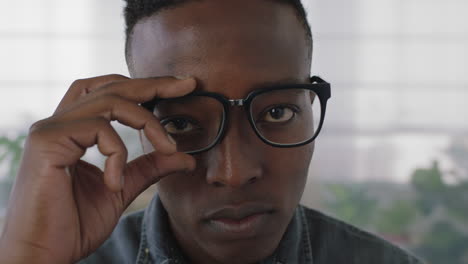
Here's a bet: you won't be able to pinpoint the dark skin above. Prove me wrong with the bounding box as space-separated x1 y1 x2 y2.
131 1 313 263
0 0 312 263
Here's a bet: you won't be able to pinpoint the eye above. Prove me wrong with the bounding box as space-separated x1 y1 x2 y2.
162 117 198 135
262 106 296 123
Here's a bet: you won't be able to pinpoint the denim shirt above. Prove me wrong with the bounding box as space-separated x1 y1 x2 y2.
80 195 424 264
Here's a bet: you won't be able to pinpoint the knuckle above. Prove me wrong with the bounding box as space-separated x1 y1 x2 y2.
27 127 43 142
27 120 53 144
69 78 93 97
69 78 88 90
28 118 51 134
105 74 127 80
28 120 43 133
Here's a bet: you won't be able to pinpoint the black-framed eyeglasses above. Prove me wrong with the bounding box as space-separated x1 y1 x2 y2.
142 76 331 154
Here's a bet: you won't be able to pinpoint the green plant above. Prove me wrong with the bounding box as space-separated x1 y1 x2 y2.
375 199 417 235
0 134 26 180
323 183 377 228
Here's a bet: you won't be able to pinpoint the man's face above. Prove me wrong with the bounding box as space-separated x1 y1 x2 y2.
130 0 313 263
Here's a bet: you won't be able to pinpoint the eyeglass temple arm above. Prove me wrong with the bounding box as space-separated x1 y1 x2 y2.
310 76 327 84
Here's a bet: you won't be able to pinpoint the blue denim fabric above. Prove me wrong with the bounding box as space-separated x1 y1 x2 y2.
80 195 424 264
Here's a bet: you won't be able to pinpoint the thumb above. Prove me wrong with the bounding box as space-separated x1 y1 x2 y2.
121 152 196 206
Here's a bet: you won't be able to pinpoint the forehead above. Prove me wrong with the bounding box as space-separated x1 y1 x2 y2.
129 0 310 96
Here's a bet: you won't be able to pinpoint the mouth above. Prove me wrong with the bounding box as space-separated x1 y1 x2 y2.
203 203 275 238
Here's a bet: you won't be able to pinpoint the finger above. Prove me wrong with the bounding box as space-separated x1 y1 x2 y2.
71 118 128 192
54 74 129 115
96 123 128 192
121 151 196 206
31 117 128 192
52 94 177 154
89 76 197 104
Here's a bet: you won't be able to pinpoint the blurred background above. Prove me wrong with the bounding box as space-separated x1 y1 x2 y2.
1 0 467 263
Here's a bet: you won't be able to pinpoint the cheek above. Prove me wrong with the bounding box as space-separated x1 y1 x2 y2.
264 143 314 204
265 142 313 176
157 172 203 217
156 142 314 218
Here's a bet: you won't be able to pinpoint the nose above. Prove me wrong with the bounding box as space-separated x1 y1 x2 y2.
204 116 263 188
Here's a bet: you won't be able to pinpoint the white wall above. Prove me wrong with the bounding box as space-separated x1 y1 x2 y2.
305 0 468 183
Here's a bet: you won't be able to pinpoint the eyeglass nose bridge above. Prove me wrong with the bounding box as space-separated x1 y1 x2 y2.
228 99 244 106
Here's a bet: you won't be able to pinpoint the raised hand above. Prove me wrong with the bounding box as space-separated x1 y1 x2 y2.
0 75 197 264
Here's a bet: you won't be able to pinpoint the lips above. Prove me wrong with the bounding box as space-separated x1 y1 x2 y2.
203 203 275 238
204 203 275 221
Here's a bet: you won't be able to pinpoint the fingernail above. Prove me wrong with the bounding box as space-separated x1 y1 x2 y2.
167 133 177 145
175 75 192 80
65 166 71 176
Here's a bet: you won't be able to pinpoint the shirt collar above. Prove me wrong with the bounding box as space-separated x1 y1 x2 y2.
140 195 187 263
260 206 314 264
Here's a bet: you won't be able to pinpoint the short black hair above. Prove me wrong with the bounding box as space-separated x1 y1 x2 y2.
123 0 313 69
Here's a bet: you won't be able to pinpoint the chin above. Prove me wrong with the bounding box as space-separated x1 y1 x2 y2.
201 226 283 264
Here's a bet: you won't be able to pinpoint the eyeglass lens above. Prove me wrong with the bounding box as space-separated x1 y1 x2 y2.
250 89 321 145
152 88 321 153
